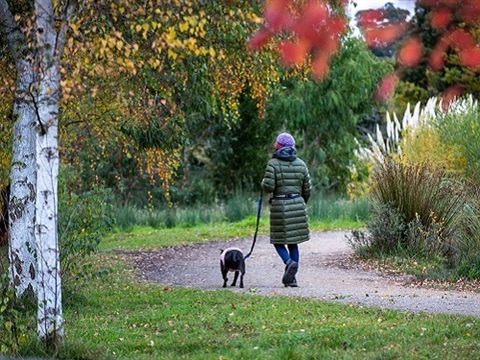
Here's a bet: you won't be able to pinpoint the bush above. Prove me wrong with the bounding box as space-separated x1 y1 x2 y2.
348 158 477 272
58 175 114 292
456 186 480 278
0 253 35 355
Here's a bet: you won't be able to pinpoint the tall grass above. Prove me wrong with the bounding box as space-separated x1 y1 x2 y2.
112 192 257 231
308 192 369 223
349 158 480 277
112 191 369 232
434 96 480 182
456 185 480 278
370 159 467 242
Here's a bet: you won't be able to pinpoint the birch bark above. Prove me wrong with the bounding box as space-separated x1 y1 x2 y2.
34 0 64 344
0 0 38 298
1 0 76 347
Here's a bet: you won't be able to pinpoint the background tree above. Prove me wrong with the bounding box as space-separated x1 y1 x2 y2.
265 36 393 194
394 3 480 109
195 84 280 197
355 0 480 104
356 2 410 58
58 0 282 206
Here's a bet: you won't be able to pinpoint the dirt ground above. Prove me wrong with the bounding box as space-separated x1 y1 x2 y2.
120 230 480 318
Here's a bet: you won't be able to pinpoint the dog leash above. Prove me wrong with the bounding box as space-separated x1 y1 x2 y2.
243 191 263 260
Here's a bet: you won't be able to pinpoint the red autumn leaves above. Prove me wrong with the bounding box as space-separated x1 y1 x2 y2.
357 0 480 101
248 0 347 80
249 0 480 102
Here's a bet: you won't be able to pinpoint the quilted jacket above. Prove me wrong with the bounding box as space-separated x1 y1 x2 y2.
261 146 311 244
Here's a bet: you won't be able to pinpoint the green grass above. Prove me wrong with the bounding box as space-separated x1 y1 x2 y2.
59 252 479 360
101 217 364 251
4 222 479 359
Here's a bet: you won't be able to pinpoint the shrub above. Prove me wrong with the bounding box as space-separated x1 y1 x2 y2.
456 185 480 278
58 178 114 292
352 97 480 278
0 254 35 355
349 159 471 267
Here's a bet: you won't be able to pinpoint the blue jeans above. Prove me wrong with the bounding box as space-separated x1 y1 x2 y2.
274 244 299 264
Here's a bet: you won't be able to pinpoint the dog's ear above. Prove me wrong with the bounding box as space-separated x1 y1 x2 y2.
219 248 224 254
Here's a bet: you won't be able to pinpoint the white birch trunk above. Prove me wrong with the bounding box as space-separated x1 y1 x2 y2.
2 0 76 346
1 0 38 298
8 61 38 297
34 0 64 344
36 110 63 344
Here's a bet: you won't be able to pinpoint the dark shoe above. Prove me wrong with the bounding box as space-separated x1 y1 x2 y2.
289 278 298 287
282 259 298 285
284 278 298 287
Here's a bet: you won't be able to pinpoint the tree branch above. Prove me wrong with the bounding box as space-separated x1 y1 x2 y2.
55 0 77 60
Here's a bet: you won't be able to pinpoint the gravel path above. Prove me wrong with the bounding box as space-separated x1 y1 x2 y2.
121 230 480 317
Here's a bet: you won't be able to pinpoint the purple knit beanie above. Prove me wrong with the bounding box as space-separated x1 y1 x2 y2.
275 132 295 149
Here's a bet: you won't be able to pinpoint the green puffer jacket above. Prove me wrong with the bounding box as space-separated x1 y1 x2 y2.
261 146 311 245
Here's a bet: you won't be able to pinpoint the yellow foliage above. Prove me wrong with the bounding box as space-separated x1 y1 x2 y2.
167 49 178 60
208 47 216 58
56 0 283 197
400 125 466 177
179 22 189 32
166 27 176 42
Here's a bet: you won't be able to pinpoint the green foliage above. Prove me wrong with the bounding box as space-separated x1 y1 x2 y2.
0 273 21 355
170 165 218 206
0 257 35 356
194 85 280 197
265 36 393 194
59 0 280 208
392 80 431 116
58 167 115 291
398 97 480 184
456 187 480 279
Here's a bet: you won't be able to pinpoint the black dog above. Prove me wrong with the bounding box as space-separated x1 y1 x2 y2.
220 247 245 288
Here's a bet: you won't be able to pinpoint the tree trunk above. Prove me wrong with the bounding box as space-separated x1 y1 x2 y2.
8 62 38 298
0 184 9 247
35 82 63 346
0 0 38 298
34 0 64 346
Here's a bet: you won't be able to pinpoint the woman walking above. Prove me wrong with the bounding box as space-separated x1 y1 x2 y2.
261 132 311 287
